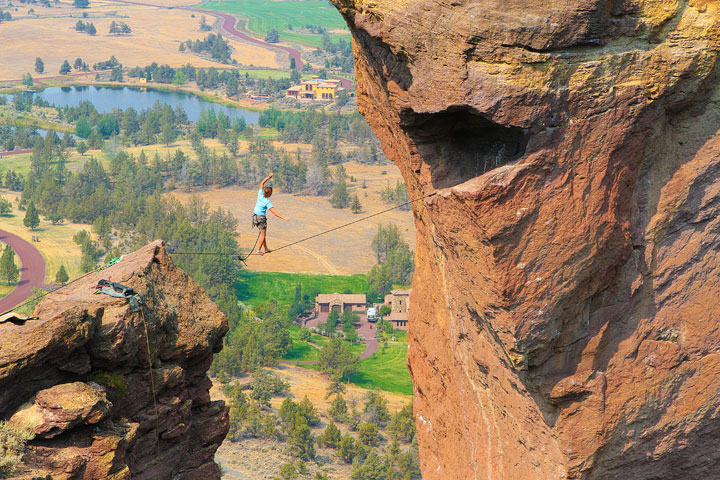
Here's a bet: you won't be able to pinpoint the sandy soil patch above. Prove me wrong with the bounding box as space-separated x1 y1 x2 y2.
0 0 278 81
173 162 416 275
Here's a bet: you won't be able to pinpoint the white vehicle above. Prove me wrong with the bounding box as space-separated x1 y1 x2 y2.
367 307 377 322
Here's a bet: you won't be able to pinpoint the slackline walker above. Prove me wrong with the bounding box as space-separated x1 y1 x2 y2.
170 181 437 260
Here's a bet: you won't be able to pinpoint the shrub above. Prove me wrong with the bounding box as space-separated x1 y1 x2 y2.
0 421 34 476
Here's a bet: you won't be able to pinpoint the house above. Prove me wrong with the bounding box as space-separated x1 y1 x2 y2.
286 85 302 98
315 293 367 315
286 77 343 101
383 289 411 330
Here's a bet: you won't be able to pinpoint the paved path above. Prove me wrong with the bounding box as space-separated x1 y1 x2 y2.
0 149 33 157
0 229 46 314
300 312 378 362
107 0 305 70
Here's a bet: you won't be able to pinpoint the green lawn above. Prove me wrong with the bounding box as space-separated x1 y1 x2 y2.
235 269 368 310
201 0 351 47
351 343 412 396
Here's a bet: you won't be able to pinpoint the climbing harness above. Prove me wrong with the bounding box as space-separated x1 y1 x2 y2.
93 279 144 312
171 191 438 259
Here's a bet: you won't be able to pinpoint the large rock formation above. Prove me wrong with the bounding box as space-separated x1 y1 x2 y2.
0 241 229 479
330 1 720 478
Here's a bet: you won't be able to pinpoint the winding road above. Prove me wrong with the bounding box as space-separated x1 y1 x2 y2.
108 0 305 70
0 150 33 157
0 229 46 314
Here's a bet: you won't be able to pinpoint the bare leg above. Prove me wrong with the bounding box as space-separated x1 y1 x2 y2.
258 229 267 254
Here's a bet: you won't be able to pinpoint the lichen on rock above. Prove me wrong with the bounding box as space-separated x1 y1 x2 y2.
0 241 229 479
330 0 720 478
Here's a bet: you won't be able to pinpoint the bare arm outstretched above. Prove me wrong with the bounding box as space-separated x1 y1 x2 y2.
268 207 289 221
261 172 273 189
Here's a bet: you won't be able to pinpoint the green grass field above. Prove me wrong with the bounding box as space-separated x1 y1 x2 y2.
201 0 351 47
235 269 368 310
351 343 412 396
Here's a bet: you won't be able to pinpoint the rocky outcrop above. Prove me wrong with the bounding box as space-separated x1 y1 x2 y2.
330 1 720 478
0 241 229 479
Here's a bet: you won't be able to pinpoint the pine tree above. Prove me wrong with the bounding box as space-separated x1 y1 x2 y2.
351 194 362 213
329 177 350 208
0 245 19 284
59 60 71 74
55 265 69 285
23 201 40 230
34 57 44 73
21 73 33 87
0 198 11 216
327 393 348 421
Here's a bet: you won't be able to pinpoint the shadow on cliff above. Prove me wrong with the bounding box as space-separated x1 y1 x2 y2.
400 107 530 190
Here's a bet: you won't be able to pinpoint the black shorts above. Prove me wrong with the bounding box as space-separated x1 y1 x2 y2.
252 214 267 230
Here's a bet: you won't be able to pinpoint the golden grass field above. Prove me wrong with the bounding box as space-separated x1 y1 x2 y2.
0 0 279 82
173 160 416 275
0 191 87 285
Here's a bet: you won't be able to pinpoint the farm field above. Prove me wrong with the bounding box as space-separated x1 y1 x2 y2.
0 0 279 82
173 161 416 275
201 0 351 48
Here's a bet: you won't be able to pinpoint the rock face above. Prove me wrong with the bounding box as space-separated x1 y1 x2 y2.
0 241 229 479
330 1 720 478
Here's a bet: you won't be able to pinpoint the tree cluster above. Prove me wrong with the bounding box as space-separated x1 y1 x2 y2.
93 56 121 71
0 10 12 22
380 180 410 211
181 33 232 63
211 301 292 376
264 28 280 43
108 20 131 35
368 224 414 298
74 20 96 35
0 125 45 152
320 392 420 479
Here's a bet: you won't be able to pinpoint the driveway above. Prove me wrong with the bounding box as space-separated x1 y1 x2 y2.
303 311 378 360
0 229 46 314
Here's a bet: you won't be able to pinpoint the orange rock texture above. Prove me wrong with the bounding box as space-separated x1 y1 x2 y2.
0 241 228 479
330 1 720 478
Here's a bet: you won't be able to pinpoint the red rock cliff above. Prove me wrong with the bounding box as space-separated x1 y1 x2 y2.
0 241 229 479
330 1 720 478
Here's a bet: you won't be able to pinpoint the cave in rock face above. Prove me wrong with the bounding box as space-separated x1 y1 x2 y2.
331 0 720 479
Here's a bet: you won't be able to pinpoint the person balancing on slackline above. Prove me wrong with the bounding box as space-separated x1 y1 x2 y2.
253 173 289 255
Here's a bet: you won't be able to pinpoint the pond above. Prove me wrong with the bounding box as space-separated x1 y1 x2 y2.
8 86 260 124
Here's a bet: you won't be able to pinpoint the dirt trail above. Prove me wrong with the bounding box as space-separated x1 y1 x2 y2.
0 229 47 313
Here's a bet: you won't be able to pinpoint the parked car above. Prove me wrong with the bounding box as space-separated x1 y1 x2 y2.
367 307 377 322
